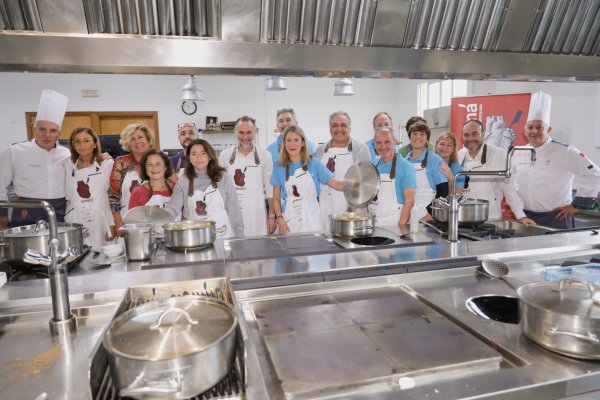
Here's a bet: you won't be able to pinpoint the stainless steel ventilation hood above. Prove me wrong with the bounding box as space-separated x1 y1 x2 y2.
0 0 599 81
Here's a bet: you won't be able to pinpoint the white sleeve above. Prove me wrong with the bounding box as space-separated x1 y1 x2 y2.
218 148 229 169
567 146 600 199
262 148 274 199
0 146 14 201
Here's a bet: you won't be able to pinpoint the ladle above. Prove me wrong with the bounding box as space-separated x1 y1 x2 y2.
480 259 519 290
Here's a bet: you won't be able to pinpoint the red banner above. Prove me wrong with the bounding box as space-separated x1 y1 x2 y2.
450 93 531 149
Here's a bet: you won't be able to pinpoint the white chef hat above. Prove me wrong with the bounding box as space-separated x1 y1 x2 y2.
35 90 69 128
526 91 552 125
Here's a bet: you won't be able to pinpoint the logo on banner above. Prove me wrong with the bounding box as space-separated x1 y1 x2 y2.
458 103 482 121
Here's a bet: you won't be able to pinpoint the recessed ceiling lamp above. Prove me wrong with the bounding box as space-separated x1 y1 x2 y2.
334 78 354 96
181 75 205 101
265 76 287 91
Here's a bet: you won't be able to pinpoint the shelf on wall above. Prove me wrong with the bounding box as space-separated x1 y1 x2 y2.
204 130 234 134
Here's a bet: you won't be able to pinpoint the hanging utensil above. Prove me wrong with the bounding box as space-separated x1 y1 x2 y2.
480 259 520 290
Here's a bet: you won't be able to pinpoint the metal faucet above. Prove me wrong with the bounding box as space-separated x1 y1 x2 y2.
0 200 77 336
447 146 536 242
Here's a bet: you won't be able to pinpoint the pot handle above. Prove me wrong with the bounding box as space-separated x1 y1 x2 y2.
119 377 181 397
216 225 227 234
544 327 600 345
354 226 374 231
150 306 199 330
558 278 600 306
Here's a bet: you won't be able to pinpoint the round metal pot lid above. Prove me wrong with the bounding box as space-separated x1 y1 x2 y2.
517 281 600 319
123 205 174 226
343 161 380 208
104 296 237 361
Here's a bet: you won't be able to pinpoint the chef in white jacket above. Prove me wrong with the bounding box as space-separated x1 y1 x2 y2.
0 90 70 229
513 91 600 229
458 119 534 225
218 116 275 237
316 111 371 231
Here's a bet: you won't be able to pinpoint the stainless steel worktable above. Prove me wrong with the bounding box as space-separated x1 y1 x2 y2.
1 225 599 399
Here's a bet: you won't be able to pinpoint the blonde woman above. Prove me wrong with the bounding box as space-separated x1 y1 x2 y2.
435 132 465 195
271 125 343 234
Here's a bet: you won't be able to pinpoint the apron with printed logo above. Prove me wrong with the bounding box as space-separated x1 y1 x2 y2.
229 148 267 236
369 172 403 227
412 156 435 220
283 166 322 233
185 186 233 239
120 169 142 218
319 143 353 231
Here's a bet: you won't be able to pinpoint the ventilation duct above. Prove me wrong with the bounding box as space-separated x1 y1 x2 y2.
0 0 42 31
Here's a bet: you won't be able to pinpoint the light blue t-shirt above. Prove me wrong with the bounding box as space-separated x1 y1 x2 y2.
365 138 379 163
271 158 333 199
374 155 416 204
405 149 448 190
449 161 466 189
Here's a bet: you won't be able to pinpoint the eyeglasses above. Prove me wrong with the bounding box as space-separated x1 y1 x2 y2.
178 123 196 129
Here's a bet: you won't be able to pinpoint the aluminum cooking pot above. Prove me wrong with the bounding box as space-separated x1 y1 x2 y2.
103 295 238 399
431 197 489 225
518 279 600 359
0 222 84 263
163 220 225 249
329 212 374 237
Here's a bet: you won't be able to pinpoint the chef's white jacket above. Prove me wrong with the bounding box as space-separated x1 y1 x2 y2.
458 144 527 220
0 139 70 201
512 139 600 212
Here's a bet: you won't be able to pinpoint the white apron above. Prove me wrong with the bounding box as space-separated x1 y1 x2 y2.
461 145 502 220
228 148 267 237
413 163 435 220
283 167 322 233
119 169 142 218
185 186 233 239
369 172 403 227
65 162 112 248
319 145 353 231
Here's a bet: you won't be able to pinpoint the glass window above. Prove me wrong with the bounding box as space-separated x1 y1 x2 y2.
441 80 452 106
428 81 440 109
453 79 468 97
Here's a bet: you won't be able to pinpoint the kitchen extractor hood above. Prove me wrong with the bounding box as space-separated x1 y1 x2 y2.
0 0 598 81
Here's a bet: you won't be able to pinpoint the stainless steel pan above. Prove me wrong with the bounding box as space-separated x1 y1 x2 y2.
329 212 374 237
163 220 225 249
518 279 600 359
431 197 489 225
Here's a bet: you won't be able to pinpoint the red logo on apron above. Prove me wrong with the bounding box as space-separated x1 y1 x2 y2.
292 185 300 197
195 201 207 216
326 157 336 173
234 169 245 186
76 180 91 199
129 180 140 193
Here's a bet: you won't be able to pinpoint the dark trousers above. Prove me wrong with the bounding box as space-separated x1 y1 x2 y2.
10 197 66 227
524 209 575 230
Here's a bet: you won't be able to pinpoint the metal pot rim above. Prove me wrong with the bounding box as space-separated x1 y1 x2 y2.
163 220 216 230
329 212 374 221
0 222 84 237
103 295 238 361
517 281 600 319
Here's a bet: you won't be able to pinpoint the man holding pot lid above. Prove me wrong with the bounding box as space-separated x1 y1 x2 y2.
218 116 275 236
369 127 416 227
316 111 371 231
513 91 600 229
0 90 70 229
458 119 534 225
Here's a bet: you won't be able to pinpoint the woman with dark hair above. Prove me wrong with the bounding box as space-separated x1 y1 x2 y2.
129 149 176 210
271 125 342 234
404 121 449 220
64 127 115 248
164 139 243 238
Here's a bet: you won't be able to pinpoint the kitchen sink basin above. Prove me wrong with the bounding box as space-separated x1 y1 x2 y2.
466 294 520 324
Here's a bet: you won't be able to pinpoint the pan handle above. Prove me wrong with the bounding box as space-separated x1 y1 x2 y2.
120 377 181 397
150 306 199 330
558 278 600 305
353 226 373 231
544 327 600 345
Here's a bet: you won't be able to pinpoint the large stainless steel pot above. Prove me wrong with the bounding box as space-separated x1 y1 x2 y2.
103 296 238 399
518 279 600 359
163 220 222 249
329 212 374 237
0 222 84 262
431 197 489 225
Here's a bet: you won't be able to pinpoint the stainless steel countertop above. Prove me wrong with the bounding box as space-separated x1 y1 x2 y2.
1 224 599 399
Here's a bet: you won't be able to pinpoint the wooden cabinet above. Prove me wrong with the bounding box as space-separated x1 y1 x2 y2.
26 111 160 148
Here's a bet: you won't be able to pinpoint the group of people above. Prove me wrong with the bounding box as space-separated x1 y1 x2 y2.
2 90 600 251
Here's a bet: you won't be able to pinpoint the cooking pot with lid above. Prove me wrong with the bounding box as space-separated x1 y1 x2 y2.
431 197 489 225
103 295 238 399
518 279 600 359
0 222 84 263
329 212 374 237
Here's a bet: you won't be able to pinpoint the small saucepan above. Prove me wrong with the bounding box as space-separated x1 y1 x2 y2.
329 212 374 238
431 197 489 225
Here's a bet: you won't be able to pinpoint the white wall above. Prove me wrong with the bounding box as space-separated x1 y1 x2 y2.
468 80 600 164
0 72 417 151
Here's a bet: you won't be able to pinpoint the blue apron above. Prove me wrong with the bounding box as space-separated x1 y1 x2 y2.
524 209 574 230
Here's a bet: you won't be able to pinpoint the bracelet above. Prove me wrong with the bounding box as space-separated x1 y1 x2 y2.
268 213 276 218
276 215 283 219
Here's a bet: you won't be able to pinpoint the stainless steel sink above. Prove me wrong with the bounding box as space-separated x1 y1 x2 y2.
485 219 552 236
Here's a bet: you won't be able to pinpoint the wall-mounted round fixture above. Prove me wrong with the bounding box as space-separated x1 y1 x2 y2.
265 76 287 91
181 75 205 101
334 78 354 96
